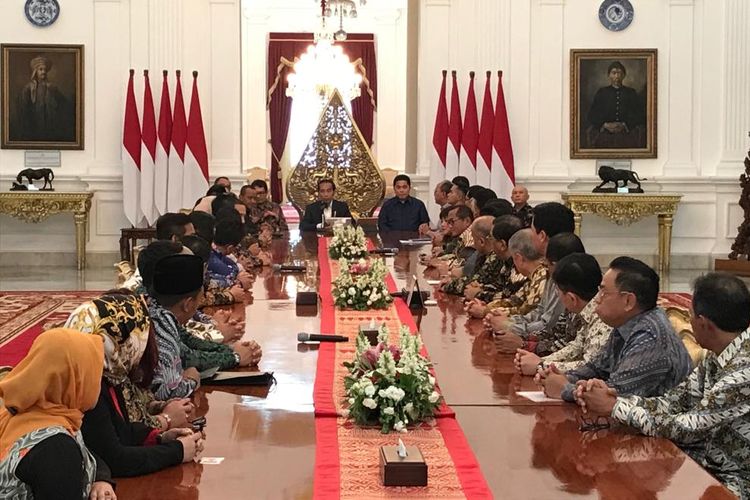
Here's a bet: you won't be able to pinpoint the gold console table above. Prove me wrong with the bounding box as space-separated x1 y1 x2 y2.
0 191 93 270
561 192 683 272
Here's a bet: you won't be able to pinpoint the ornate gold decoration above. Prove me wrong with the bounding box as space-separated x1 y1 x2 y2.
0 191 93 269
286 90 384 217
561 192 682 272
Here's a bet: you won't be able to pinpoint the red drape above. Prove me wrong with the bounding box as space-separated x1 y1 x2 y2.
267 33 376 202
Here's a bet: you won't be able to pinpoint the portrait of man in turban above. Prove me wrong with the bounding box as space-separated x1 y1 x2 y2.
2 44 83 149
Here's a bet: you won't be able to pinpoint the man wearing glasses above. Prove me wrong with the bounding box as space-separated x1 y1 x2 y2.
577 272 750 499
536 256 692 402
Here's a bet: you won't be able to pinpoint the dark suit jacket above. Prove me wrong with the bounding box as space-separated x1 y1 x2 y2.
299 199 353 231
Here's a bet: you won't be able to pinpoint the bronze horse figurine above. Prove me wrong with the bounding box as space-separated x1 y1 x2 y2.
16 168 55 190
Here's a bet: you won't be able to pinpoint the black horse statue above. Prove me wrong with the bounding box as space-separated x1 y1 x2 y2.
593 166 645 193
16 168 55 190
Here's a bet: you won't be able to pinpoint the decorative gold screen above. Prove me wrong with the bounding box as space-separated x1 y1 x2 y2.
286 90 385 217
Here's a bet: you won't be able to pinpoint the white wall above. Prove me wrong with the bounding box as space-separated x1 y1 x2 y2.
417 0 750 262
1 0 748 266
0 0 242 258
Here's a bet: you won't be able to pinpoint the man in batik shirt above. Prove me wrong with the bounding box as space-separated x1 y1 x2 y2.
514 253 612 374
442 216 494 296
578 272 750 499
247 179 288 233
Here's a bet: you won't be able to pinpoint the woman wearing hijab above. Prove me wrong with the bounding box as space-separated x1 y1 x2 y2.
65 293 204 477
0 329 116 500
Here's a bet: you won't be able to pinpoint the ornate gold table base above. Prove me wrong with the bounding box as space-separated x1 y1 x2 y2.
561 192 682 273
0 192 93 270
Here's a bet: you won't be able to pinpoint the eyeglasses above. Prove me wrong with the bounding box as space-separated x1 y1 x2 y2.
597 285 628 299
445 218 457 225
577 414 610 432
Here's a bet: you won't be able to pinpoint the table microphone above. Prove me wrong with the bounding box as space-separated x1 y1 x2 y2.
370 247 399 254
297 332 349 342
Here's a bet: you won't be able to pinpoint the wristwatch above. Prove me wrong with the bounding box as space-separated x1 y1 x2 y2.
233 351 241 366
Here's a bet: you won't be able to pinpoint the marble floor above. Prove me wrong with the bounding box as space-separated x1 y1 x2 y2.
0 264 733 293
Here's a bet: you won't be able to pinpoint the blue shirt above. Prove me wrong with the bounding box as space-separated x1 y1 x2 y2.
561 307 692 401
207 249 239 286
377 196 430 232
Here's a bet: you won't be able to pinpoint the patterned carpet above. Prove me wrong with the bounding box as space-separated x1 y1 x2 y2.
0 291 100 366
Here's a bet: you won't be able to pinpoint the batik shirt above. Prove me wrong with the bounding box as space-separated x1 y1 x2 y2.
248 200 288 233
612 328 750 499
0 427 96 500
443 252 494 296
538 299 612 371
149 298 199 400
486 263 548 317
512 203 533 227
561 307 693 402
475 256 527 304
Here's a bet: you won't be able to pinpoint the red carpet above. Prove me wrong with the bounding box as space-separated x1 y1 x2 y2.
0 291 100 366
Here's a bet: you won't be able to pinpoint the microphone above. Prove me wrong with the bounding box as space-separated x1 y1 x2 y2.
297 332 349 342
370 247 399 255
273 263 307 273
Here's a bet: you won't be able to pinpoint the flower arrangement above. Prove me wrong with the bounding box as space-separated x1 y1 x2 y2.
332 258 393 311
343 325 442 433
328 225 368 260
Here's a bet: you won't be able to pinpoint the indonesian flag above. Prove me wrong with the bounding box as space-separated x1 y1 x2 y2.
122 69 142 227
154 70 172 217
183 71 209 206
476 71 494 189
459 71 479 184
167 70 187 212
491 70 515 199
140 70 157 225
446 70 462 180
430 70 449 211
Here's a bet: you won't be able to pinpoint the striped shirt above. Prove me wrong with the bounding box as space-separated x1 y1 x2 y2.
149 298 198 400
561 307 692 402
612 328 750 499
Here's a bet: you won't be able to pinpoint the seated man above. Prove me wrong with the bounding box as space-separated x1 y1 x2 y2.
156 212 195 242
577 272 750 499
488 233 583 353
442 215 494 296
464 215 526 310
208 218 253 291
248 179 288 233
514 252 612 374
511 185 533 227
213 176 232 192
426 205 475 272
536 256 692 402
479 228 548 319
445 182 468 207
299 178 353 231
146 253 261 400
378 174 430 232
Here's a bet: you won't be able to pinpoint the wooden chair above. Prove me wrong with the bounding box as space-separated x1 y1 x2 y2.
119 227 157 263
381 167 399 199
245 166 270 186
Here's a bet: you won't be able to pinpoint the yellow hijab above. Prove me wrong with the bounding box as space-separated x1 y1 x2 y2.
0 329 104 459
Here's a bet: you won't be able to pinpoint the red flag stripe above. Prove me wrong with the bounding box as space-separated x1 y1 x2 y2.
123 70 141 167
448 71 462 154
186 71 209 181
142 71 157 160
477 71 494 169
158 70 172 153
493 70 515 184
171 71 187 161
432 70 449 167
461 71 479 168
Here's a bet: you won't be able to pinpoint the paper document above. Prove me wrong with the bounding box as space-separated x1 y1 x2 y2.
516 391 559 403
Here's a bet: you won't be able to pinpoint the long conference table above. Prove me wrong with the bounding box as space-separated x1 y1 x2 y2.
117 231 735 499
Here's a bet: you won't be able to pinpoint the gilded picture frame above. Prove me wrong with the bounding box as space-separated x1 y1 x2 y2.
570 48 656 159
1 43 84 150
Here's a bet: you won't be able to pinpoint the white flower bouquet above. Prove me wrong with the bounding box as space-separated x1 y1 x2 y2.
343 325 443 433
332 258 393 311
328 225 368 260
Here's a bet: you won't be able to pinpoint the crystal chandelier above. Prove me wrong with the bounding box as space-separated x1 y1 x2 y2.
286 2 363 105
317 0 367 41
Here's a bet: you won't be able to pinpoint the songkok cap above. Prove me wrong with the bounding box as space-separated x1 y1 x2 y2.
153 254 204 295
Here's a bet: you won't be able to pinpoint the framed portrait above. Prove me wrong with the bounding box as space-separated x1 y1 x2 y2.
1 44 84 150
570 48 656 159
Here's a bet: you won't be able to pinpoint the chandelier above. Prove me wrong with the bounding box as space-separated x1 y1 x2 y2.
317 0 366 41
286 2 363 104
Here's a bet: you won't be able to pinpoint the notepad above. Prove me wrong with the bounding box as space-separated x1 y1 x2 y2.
202 370 275 386
516 391 559 403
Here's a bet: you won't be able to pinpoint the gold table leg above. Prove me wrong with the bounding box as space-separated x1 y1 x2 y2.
74 211 87 270
657 214 674 273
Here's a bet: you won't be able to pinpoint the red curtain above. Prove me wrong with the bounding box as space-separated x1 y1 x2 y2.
267 33 376 202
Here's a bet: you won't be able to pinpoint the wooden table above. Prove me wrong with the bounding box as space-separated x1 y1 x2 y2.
561 192 682 273
116 233 733 499
0 191 93 270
